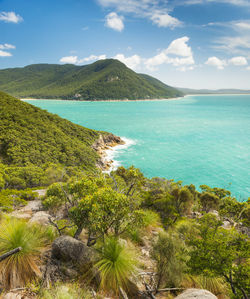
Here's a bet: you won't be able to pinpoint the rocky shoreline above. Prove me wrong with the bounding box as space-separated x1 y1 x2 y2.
92 133 125 171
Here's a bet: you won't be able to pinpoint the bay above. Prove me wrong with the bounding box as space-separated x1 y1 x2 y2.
26 95 250 200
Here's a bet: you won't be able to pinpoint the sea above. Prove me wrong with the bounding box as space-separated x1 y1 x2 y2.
25 95 250 201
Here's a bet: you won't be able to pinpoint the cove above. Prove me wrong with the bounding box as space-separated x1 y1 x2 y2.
26 95 250 200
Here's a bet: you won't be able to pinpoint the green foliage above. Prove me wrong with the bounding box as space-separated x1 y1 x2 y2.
39 283 92 299
200 192 220 212
0 188 37 212
142 179 195 227
95 237 138 294
188 214 250 298
152 232 188 290
0 60 183 100
69 186 144 242
200 185 231 199
219 197 250 226
0 91 99 169
0 217 47 289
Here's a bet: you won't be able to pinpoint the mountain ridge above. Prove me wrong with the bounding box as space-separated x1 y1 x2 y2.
0 59 182 100
177 87 250 95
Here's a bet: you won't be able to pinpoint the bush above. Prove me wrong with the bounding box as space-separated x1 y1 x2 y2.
95 237 138 294
39 283 92 299
0 217 47 289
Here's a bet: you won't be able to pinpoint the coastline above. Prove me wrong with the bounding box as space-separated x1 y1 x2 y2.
21 95 186 102
92 134 125 172
92 134 135 172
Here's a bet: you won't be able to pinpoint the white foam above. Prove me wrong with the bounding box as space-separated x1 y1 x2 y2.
103 137 136 173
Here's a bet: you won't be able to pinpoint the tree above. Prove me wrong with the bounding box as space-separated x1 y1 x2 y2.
0 218 47 289
188 214 250 299
69 186 143 244
95 237 138 294
152 231 188 292
200 192 220 212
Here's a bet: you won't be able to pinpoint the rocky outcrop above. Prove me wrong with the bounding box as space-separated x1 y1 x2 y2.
175 289 217 298
29 211 52 225
92 133 125 171
52 235 95 265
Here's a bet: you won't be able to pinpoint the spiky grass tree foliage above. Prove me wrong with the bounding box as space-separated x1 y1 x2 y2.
0 217 47 289
95 237 138 294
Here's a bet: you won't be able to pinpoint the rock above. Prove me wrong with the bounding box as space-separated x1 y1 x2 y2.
10 211 32 220
29 211 52 225
236 224 250 237
52 235 95 265
221 220 231 229
175 288 217 299
2 293 22 299
190 211 202 219
20 200 42 213
209 210 219 218
33 189 47 197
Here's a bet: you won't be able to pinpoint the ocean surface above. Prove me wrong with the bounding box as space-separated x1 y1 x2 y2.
26 95 250 200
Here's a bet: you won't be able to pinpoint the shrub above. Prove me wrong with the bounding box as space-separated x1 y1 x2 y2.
95 237 138 294
39 283 92 299
0 217 47 289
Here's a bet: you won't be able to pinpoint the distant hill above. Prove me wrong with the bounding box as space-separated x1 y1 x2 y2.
177 87 250 95
0 91 99 168
0 59 182 100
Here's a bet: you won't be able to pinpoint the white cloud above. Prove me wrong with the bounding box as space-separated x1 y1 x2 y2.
98 0 182 29
145 52 169 70
181 0 250 7
0 43 16 50
235 22 250 30
151 13 182 28
205 56 227 69
215 36 250 57
229 56 248 66
60 54 107 65
78 54 107 63
105 12 124 32
113 54 141 70
60 56 78 64
166 36 192 57
0 11 23 23
145 37 195 71
0 50 12 57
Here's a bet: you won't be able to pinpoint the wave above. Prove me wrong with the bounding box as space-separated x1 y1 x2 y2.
103 137 136 172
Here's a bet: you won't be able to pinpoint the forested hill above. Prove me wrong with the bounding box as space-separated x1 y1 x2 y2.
0 91 99 169
0 59 182 100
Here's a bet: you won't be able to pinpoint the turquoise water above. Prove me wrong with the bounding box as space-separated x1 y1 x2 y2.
26 95 250 200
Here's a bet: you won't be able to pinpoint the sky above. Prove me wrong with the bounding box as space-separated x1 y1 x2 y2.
0 0 250 89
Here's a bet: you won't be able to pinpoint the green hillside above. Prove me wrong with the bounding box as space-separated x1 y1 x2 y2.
0 91 99 168
0 59 182 100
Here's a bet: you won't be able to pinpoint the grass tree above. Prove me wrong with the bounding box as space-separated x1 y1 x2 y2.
95 237 138 295
0 217 47 289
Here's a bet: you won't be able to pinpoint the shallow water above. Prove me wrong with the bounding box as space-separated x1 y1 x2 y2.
26 95 250 200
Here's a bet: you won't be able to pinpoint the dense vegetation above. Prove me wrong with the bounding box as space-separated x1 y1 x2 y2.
0 91 101 189
0 59 182 100
0 92 249 299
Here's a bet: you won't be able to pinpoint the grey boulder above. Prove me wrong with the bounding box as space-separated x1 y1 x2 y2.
175 289 217 299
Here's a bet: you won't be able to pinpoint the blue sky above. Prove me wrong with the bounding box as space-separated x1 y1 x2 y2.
0 0 250 89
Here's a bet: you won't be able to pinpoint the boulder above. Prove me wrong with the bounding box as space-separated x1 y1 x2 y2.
29 211 52 225
2 293 23 299
52 235 95 265
221 220 231 229
175 289 217 299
